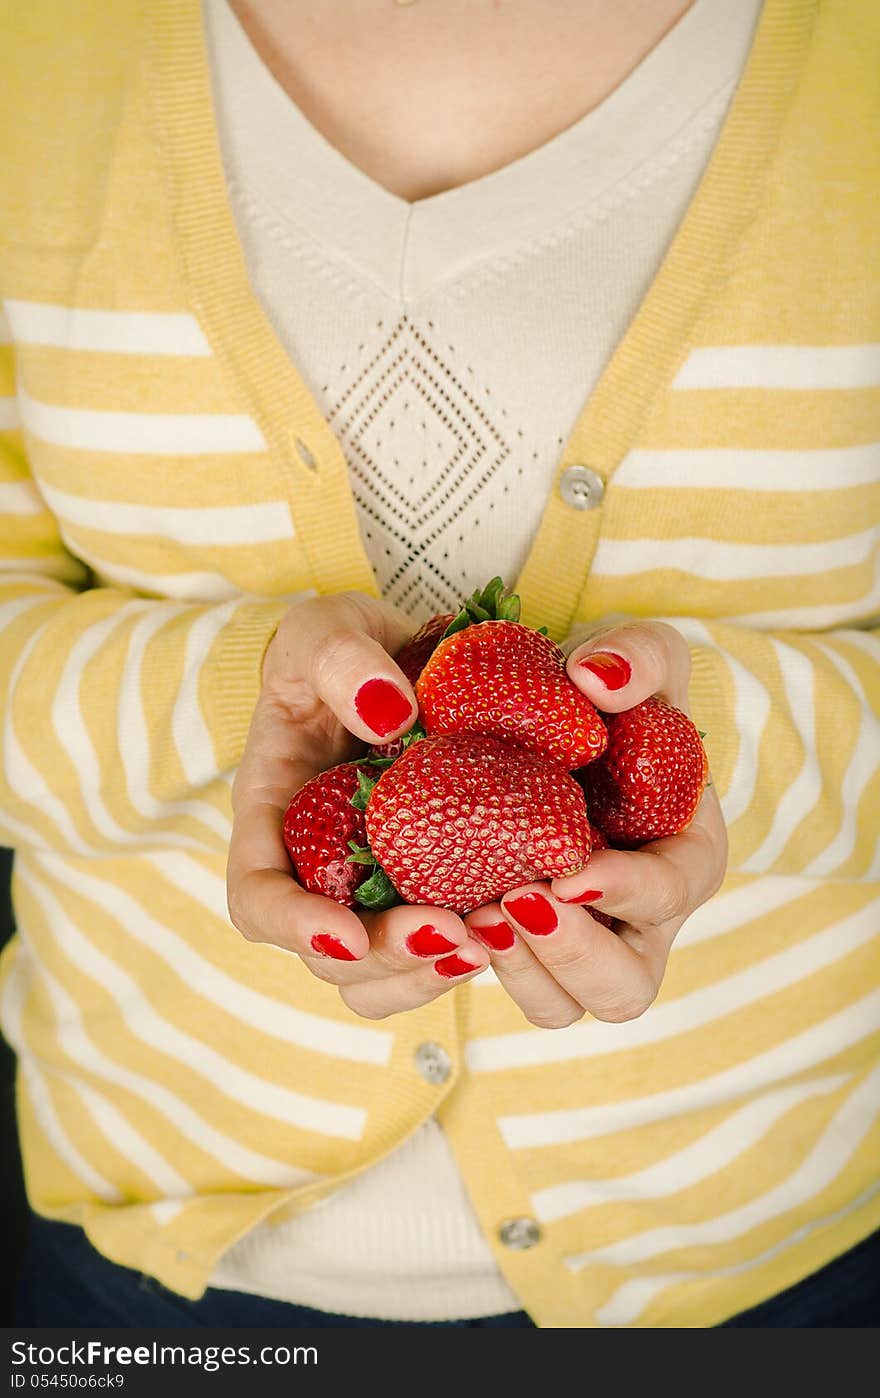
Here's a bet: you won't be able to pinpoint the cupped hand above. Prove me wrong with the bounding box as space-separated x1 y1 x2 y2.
226 592 489 1020
463 620 728 1028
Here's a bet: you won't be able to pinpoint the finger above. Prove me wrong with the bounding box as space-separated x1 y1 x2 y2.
301 903 474 984
549 784 728 930
338 943 490 1020
465 905 586 1029
498 883 664 1023
228 784 371 962
265 592 420 744
564 619 693 713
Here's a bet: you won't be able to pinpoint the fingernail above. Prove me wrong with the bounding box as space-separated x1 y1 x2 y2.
502 892 558 936
435 952 481 979
470 920 516 952
407 925 458 957
310 932 358 961
354 677 414 737
556 888 603 905
577 651 631 690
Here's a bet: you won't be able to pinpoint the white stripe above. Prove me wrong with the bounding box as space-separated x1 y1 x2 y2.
722 549 880 628
39 481 295 546
49 600 225 852
18 387 265 455
16 863 367 1140
497 988 880 1149
532 1073 849 1223
593 1181 880 1326
70 1078 191 1197
673 344 880 390
592 528 877 582
469 899 879 1076
28 955 318 1188
4 620 97 854
801 642 880 877
51 601 167 849
739 638 822 873
0 396 20 431
2 300 212 356
615 443 880 492
0 307 10 344
150 1200 186 1226
34 849 393 1066
69 548 244 601
117 601 237 841
0 599 74 852
0 948 121 1202
566 1063 880 1271
675 875 817 949
668 616 770 827
0 480 43 515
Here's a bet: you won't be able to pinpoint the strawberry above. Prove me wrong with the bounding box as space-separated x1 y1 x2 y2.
576 698 708 847
364 732 592 914
395 612 457 686
282 761 398 910
417 620 607 770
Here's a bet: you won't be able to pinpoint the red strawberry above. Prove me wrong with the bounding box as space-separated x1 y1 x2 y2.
282 761 397 909
577 698 708 847
416 621 607 770
395 613 457 686
364 732 592 914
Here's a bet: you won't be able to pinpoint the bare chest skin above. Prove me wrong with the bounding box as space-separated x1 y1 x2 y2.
227 0 694 202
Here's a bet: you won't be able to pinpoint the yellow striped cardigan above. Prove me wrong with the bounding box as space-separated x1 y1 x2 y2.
0 0 878 1328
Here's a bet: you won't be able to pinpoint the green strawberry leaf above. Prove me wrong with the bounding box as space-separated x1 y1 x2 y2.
346 840 376 865
698 730 707 740
477 577 505 613
441 606 472 639
441 578 521 638
354 866 401 910
535 625 549 636
350 768 381 812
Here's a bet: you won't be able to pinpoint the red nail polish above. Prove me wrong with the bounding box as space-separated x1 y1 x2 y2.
577 651 632 690
470 920 516 952
310 932 358 961
435 953 480 979
556 889 603 905
503 893 558 935
406 925 458 957
354 677 414 737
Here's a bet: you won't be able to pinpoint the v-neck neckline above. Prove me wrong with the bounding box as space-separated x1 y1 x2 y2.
205 0 761 306
147 0 817 636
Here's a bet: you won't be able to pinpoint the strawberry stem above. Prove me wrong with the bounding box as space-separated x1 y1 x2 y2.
441 576 522 640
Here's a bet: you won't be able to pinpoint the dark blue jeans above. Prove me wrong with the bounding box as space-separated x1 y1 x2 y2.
14 1214 880 1327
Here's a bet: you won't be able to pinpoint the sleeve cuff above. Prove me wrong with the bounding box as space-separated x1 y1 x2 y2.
206 598 292 772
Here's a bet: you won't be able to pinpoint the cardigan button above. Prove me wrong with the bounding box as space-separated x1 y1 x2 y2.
498 1217 542 1250
414 1041 453 1085
559 465 604 510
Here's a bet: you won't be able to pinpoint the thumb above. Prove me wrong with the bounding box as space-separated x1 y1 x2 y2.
565 620 692 712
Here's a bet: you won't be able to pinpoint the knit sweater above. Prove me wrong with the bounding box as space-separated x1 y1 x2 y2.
0 0 878 1329
203 0 764 1321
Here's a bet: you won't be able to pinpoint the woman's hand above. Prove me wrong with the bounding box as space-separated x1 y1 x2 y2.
226 592 489 1020
463 621 728 1028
